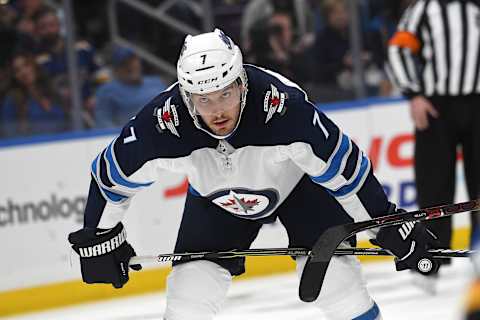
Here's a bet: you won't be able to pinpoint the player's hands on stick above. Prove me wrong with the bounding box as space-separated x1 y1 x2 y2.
371 209 440 276
68 222 141 288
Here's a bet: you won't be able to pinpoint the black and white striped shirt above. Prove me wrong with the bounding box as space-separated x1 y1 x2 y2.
387 0 480 97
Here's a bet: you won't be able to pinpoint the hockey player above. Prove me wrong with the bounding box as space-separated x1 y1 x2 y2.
68 29 440 319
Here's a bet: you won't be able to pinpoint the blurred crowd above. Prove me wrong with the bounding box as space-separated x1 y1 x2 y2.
0 0 413 139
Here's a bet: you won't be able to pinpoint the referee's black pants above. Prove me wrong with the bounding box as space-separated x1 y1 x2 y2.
415 94 480 249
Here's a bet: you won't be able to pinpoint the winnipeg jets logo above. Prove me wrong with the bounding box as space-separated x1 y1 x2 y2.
208 188 279 219
221 190 260 214
263 84 286 124
155 97 180 137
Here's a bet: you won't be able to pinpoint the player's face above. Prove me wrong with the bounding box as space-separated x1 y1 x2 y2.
191 82 242 136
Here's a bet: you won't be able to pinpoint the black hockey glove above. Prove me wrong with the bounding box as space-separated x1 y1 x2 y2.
68 222 141 288
371 217 440 276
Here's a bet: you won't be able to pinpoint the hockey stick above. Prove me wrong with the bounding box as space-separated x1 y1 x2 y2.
129 247 473 265
299 199 480 303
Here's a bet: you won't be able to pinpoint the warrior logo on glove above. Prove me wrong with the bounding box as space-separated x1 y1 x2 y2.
398 221 415 240
78 228 127 258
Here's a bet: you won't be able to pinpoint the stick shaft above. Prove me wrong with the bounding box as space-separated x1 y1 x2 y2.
129 248 474 265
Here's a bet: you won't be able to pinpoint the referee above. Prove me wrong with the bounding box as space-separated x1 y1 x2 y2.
387 0 480 254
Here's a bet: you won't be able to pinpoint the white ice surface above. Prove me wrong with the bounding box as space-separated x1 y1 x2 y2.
4 259 473 320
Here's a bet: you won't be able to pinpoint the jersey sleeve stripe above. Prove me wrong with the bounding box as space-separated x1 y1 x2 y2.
311 133 351 184
102 188 129 203
92 151 114 187
90 139 154 204
91 153 130 204
324 147 364 192
341 143 360 180
329 154 371 198
104 139 154 190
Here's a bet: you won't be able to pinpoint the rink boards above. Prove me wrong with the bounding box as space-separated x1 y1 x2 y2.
0 97 472 317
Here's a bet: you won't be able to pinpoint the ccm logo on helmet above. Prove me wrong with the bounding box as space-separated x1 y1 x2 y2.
198 78 218 85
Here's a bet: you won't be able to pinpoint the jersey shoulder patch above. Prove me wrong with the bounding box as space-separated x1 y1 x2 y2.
153 97 181 137
245 65 307 125
263 84 288 124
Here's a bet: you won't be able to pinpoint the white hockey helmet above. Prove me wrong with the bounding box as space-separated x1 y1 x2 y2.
177 29 248 138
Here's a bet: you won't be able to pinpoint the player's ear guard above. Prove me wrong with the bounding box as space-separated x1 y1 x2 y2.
68 222 141 288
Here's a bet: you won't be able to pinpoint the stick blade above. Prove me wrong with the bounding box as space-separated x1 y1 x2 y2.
299 224 353 302
298 257 330 302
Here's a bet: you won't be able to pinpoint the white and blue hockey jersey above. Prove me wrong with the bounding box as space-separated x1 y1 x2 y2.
84 65 391 229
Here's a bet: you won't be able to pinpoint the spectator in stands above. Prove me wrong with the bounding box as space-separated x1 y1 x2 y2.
94 46 166 128
0 2 17 28
73 0 110 52
241 0 315 55
311 0 385 101
245 7 314 85
367 0 413 41
0 25 16 99
0 3 19 60
1 52 68 137
14 0 51 52
33 6 106 128
365 0 414 96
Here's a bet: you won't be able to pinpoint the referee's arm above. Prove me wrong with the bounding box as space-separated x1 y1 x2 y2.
386 0 427 99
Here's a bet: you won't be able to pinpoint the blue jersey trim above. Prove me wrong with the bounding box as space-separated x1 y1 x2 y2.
102 188 129 203
353 302 380 320
311 134 350 184
0 97 405 149
91 153 99 177
188 184 201 196
330 154 369 197
91 152 130 203
104 141 154 189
